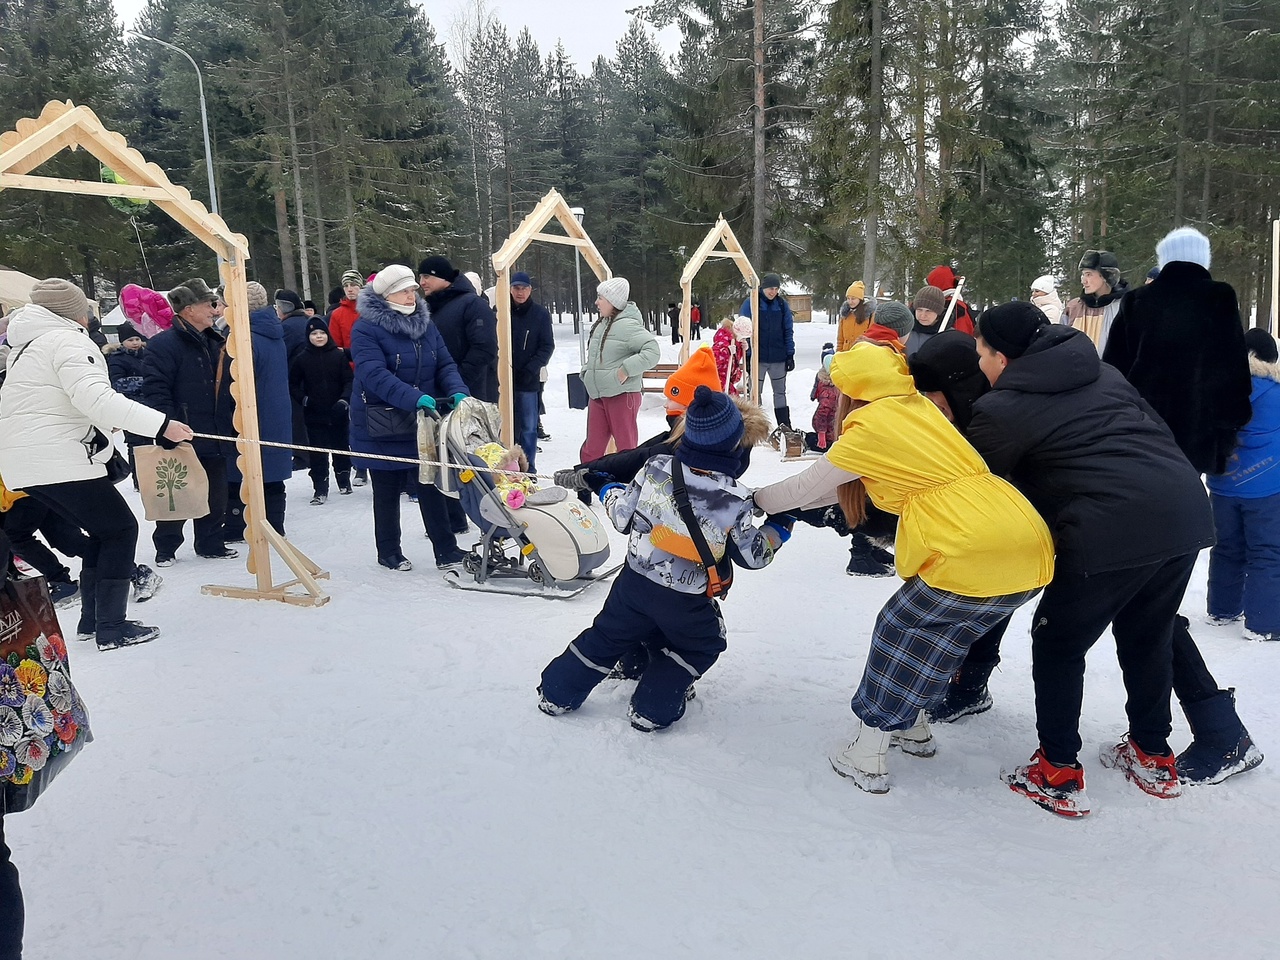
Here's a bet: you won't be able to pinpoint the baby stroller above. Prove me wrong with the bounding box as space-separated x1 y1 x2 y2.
429 398 617 597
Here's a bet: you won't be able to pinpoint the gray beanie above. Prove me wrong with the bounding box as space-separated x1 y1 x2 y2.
873 301 915 338
597 276 630 310
30 278 90 321
245 282 269 310
913 285 946 316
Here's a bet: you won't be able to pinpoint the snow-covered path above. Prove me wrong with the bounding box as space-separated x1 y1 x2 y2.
11 318 1278 958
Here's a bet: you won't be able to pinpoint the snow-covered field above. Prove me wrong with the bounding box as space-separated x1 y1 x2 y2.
11 318 1278 959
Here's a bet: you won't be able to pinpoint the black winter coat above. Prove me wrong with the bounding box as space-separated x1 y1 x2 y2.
142 318 235 458
966 325 1214 575
280 309 310 358
107 345 147 400
510 297 554 391
1102 261 1252 475
290 338 353 425
426 277 499 402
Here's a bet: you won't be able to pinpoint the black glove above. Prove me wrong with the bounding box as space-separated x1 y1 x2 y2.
582 470 615 495
785 356 795 372
553 468 588 491
332 399 350 416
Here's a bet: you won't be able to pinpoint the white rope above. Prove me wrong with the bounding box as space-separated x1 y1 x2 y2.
190 431 558 481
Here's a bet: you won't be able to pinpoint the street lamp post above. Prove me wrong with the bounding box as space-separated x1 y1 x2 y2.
570 206 586 365
133 33 219 219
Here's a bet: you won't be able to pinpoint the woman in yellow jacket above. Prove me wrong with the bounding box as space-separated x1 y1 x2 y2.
754 341 1054 795
835 280 873 351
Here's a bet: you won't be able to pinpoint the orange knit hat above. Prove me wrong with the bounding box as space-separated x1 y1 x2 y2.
664 345 722 405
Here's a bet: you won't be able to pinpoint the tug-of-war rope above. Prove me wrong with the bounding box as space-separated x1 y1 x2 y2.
190 431 555 481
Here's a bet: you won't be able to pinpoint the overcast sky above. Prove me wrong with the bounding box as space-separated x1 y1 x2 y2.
113 0 678 73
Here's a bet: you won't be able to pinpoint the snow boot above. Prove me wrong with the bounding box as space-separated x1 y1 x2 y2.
1206 613 1243 627
1243 627 1280 642
1002 748 1091 818
48 576 79 607
537 686 574 716
131 564 162 603
846 531 895 578
76 568 98 641
830 721 893 794
890 711 937 758
94 578 160 651
775 405 792 429
1099 735 1182 799
1176 689 1264 785
928 662 996 724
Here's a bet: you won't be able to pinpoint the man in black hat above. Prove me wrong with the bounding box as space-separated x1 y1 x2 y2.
143 278 237 565
418 255 498 404
1062 249 1130 354
274 289 309 357
508 271 554 470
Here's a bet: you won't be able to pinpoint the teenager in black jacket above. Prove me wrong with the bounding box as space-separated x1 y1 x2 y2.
289 317 353 503
956 305 1259 816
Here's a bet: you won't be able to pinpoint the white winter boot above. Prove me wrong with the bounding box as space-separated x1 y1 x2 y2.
830 721 893 794
890 711 937 758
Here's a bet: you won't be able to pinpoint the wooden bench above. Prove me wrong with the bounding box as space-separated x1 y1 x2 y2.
641 363 680 393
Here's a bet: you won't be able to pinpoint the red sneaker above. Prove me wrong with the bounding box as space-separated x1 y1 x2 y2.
1002 748 1091 818
1100 736 1182 799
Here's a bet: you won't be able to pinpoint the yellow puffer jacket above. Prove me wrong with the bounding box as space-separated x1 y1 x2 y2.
826 343 1054 597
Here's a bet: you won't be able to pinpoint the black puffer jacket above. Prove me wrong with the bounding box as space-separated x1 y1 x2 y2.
142 318 235 457
966 325 1214 575
510 297 554 391
425 276 499 401
290 337 353 425
1103 260 1252 475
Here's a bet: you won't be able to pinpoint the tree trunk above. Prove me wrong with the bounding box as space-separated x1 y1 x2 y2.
862 0 883 286
284 79 311 300
273 160 296 292
752 0 767 266
309 126 331 297
343 165 358 271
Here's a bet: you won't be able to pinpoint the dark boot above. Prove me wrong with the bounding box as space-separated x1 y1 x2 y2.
928 662 997 723
95 579 160 651
76 568 98 640
846 532 895 577
775 406 791 428
1176 689 1264 784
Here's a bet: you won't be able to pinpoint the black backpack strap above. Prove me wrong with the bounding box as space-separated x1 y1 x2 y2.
671 458 730 598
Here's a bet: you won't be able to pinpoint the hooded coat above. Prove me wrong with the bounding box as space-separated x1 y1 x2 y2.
226 307 293 484
580 302 660 399
820 344 1053 597
0 303 166 487
349 287 468 469
1102 260 1252 476
1207 355 1280 499
290 327 354 424
424 275 499 402
966 325 1215 575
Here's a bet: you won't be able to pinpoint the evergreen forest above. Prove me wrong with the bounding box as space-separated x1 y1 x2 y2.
2 0 1278 322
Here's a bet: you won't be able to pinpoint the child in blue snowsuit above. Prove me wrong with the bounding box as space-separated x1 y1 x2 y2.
1207 327 1280 641
538 386 791 730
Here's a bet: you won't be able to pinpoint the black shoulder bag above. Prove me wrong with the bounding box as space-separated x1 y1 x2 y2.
364 343 423 439
670 458 733 599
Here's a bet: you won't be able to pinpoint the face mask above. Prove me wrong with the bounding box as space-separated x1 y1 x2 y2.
389 300 416 315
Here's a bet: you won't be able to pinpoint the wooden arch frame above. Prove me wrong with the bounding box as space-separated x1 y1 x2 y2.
677 217 760 404
491 189 611 445
0 100 329 606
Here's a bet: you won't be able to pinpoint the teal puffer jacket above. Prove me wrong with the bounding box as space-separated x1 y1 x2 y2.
580 302 660 399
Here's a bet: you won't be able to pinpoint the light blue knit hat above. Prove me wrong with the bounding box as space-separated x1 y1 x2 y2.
1156 227 1211 270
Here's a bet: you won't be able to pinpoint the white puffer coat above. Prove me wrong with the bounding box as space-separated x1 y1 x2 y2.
0 303 167 489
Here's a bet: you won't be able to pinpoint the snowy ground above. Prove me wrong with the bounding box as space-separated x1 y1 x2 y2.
11 318 1279 959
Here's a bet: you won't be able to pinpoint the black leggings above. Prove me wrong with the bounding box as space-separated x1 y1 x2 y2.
1 496 90 580
22 477 138 580
370 468 457 564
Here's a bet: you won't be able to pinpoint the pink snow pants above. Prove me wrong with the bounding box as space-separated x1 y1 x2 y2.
580 392 643 463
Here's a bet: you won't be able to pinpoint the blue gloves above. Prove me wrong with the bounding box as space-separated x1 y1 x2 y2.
416 395 437 411
598 482 624 504
763 513 795 545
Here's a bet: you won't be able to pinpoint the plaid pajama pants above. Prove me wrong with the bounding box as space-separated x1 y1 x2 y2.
851 577 1039 731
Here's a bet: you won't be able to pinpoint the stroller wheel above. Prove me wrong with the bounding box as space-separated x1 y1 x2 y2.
462 552 481 575
527 560 547 585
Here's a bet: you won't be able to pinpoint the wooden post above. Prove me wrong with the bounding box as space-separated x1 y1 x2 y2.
496 267 514 446
679 281 693 365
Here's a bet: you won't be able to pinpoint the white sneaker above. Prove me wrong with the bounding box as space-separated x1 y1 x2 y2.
131 564 163 603
830 721 893 794
890 711 937 757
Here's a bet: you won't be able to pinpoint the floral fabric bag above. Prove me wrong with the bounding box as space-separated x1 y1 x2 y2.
134 442 210 522
0 576 93 814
